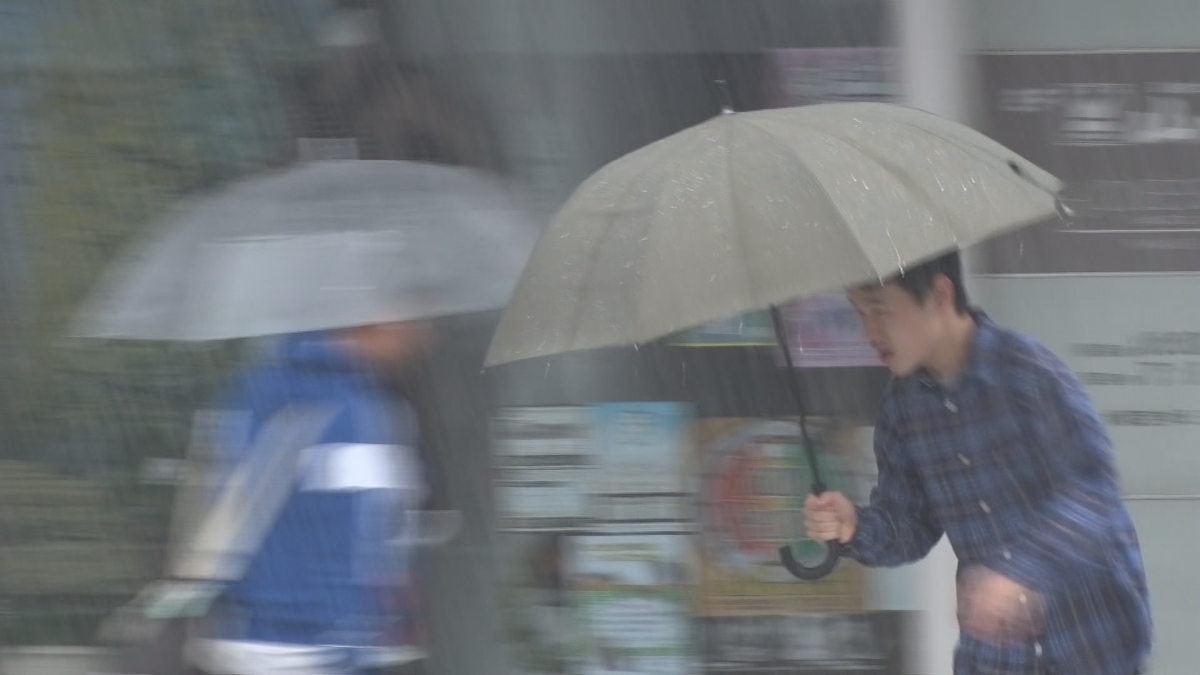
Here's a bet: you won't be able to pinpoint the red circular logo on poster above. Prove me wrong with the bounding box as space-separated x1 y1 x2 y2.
700 419 840 582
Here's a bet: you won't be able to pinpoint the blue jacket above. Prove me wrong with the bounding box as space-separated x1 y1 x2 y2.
210 332 424 663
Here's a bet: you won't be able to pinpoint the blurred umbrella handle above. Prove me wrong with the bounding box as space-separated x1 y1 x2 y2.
779 540 842 581
778 481 841 580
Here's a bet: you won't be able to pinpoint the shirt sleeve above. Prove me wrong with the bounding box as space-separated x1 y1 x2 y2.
845 390 944 567
988 358 1121 595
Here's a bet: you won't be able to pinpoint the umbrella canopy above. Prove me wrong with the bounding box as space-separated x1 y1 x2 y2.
73 160 539 341
485 102 1062 367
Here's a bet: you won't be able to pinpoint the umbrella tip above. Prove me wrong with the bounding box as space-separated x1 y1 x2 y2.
1008 157 1073 221
714 80 735 115
1056 197 1075 221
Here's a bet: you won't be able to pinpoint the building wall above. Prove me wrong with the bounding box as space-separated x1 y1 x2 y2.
392 0 886 57
966 2 1200 673
972 0 1200 51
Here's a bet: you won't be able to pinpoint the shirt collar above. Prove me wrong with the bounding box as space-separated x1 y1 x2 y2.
913 309 1004 390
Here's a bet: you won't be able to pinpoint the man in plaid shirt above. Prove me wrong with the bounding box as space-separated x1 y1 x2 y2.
806 251 1152 675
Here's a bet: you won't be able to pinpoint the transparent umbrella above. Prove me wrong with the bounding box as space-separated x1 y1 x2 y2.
73 159 539 341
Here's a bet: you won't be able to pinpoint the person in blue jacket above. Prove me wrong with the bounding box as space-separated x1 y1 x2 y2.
190 321 433 675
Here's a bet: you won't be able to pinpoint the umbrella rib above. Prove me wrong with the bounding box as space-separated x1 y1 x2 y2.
567 136 688 353
871 117 1061 249
892 114 1015 160
892 118 1050 193
633 117 766 339
828 133 964 260
723 114 762 312
741 119 886 289
745 117 964 282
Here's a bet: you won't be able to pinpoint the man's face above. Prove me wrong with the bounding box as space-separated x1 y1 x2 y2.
356 320 436 372
847 282 941 377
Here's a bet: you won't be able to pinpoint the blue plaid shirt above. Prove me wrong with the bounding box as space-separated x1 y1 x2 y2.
847 312 1151 675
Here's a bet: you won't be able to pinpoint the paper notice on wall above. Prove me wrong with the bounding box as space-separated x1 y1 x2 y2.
569 534 698 675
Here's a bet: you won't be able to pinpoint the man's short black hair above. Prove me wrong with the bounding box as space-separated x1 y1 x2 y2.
886 249 969 314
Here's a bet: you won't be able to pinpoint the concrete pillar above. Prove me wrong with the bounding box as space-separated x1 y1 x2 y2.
895 0 977 122
892 0 975 672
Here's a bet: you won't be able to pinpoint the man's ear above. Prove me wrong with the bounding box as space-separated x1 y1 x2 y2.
932 274 957 310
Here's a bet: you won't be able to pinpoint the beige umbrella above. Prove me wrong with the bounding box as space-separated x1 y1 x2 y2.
485 102 1062 367
485 101 1064 580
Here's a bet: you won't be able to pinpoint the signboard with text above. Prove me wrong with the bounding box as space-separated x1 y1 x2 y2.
976 51 1200 274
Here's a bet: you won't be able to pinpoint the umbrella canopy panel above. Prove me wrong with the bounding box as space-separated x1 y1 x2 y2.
486 103 1061 366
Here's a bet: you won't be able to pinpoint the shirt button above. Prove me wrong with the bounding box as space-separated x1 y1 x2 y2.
979 500 991 513
944 399 958 413
958 453 971 466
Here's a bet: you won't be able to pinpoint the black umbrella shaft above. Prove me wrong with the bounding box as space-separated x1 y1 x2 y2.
769 305 826 493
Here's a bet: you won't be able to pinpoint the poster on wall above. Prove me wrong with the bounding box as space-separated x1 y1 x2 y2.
497 531 581 675
569 534 698 675
592 402 692 496
691 417 910 675
669 300 880 370
700 612 907 675
779 295 880 369
492 402 697 533
492 406 904 675
494 403 696 675
694 417 867 616
492 406 596 532
590 402 696 533
672 312 777 348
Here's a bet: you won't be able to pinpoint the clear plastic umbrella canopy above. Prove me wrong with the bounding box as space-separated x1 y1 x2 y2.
73 159 539 341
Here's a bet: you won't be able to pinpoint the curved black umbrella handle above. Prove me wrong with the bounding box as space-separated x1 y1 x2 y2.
779 540 841 581
766 305 843 581
778 482 842 581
